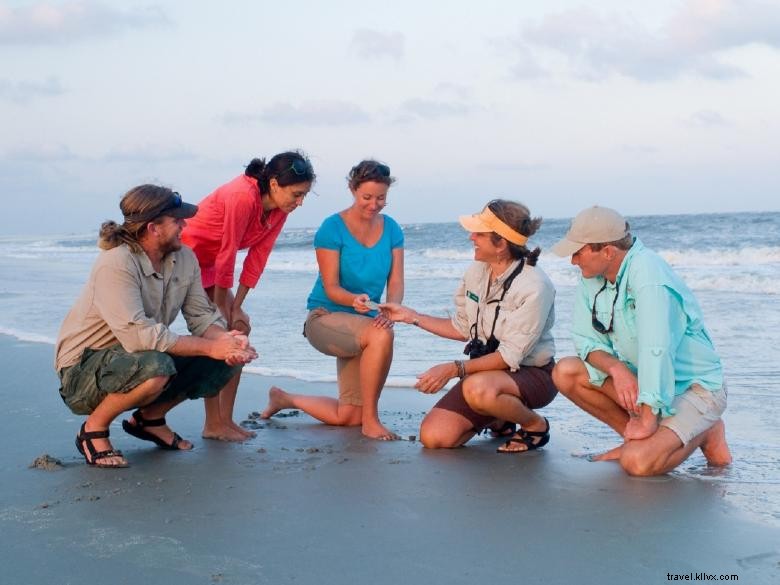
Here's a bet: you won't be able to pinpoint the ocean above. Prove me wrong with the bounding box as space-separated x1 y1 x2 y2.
1 211 778 524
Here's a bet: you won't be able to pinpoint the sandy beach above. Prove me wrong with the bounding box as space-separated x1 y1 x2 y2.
1 335 778 585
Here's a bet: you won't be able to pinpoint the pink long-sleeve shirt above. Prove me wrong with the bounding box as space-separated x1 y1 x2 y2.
181 174 287 289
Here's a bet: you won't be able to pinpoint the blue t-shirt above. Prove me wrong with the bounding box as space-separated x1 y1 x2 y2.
307 213 404 314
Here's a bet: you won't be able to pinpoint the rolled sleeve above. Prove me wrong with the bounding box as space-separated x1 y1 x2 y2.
239 215 286 289
93 265 180 353
635 285 686 417
181 263 226 336
214 195 256 289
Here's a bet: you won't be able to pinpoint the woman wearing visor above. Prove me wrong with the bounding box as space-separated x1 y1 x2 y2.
261 160 403 440
381 200 558 452
181 151 315 442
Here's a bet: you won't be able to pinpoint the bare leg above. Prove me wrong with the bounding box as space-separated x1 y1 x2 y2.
81 375 171 466
202 373 253 442
419 407 477 449
356 326 398 440
699 419 732 465
219 376 256 438
620 419 732 476
461 371 548 453
261 386 363 426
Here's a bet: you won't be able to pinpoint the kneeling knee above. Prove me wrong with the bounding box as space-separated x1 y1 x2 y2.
620 447 659 477
420 425 457 449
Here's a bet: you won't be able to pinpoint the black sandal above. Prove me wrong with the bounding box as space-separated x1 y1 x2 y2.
75 423 128 468
122 409 188 451
487 421 517 438
497 417 550 454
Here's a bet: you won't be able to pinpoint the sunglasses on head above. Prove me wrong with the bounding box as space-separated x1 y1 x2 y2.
158 191 182 214
591 279 619 334
280 159 313 177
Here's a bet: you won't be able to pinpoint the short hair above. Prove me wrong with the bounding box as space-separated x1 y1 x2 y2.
587 227 633 251
347 160 395 191
486 199 543 266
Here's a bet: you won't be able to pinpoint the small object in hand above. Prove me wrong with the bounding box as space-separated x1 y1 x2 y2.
364 300 380 311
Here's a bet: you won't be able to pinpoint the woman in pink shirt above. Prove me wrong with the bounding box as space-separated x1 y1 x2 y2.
182 151 315 441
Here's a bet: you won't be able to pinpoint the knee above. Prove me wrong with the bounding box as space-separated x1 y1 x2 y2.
461 378 497 413
619 444 661 477
363 325 394 348
552 357 586 397
136 375 171 400
419 421 458 449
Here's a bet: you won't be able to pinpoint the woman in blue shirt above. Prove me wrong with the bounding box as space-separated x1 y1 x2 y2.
260 160 404 440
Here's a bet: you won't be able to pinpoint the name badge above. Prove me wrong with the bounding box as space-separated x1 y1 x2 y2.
466 290 479 302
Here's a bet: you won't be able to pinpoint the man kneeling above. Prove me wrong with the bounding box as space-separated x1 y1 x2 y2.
55 185 257 468
550 206 731 476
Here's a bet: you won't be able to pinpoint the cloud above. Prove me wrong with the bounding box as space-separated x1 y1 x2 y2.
0 76 65 103
3 143 78 162
478 161 548 172
514 0 780 81
103 145 198 163
349 28 404 61
222 101 370 127
0 1 169 46
395 98 477 122
686 109 729 127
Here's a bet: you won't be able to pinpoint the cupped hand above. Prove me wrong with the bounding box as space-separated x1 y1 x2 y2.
352 293 372 314
414 363 457 394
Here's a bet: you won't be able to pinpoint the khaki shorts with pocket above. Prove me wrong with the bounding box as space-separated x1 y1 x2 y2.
659 383 727 445
304 308 377 406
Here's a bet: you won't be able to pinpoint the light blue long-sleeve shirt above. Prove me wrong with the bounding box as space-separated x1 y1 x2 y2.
571 238 723 417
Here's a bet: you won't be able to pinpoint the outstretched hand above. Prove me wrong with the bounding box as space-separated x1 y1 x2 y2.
378 302 416 324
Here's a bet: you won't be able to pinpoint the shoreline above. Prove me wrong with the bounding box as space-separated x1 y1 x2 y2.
2 335 779 584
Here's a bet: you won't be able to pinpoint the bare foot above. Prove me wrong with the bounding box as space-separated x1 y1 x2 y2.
700 419 732 466
260 386 293 419
230 420 256 439
202 423 250 442
624 405 659 440
361 420 399 441
590 443 624 461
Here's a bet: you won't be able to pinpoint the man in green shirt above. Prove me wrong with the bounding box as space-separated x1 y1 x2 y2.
551 206 731 476
56 184 257 468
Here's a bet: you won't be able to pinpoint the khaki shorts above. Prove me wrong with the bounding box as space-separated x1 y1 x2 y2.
659 383 727 445
58 344 241 415
304 308 378 406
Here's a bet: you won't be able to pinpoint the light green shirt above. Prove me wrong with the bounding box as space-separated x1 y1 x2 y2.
571 238 723 416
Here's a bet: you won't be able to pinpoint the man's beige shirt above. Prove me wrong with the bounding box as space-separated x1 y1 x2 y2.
55 244 225 371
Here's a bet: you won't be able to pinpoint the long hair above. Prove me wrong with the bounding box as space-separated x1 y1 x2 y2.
98 184 174 252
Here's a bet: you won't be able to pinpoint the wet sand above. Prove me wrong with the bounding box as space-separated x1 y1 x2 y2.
1 336 778 585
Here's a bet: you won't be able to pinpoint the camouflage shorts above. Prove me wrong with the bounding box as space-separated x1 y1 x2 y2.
58 344 241 415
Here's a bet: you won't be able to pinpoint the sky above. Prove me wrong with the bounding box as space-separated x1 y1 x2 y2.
1 0 779 235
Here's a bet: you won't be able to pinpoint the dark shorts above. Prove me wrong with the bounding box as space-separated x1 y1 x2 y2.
58 345 241 415
433 361 557 431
